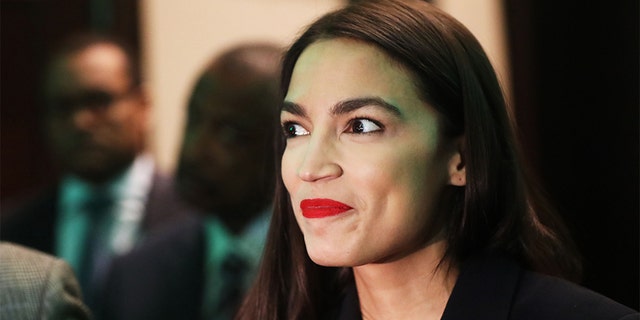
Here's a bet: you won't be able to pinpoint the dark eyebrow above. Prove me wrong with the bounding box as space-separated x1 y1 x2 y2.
331 97 401 116
281 101 306 117
282 97 402 118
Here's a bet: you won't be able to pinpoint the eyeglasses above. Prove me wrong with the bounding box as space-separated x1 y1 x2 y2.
47 87 136 115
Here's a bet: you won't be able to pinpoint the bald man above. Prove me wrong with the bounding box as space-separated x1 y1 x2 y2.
102 42 282 320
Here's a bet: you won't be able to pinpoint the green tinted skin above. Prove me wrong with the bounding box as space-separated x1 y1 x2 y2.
281 38 465 320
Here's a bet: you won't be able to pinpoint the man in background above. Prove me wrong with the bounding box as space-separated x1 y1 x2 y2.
1 33 190 311
101 42 282 320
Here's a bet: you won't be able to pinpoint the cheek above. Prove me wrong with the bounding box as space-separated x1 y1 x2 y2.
280 147 298 193
359 144 447 226
111 102 144 129
345 145 420 199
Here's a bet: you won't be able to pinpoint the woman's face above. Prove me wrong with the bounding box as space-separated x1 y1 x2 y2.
281 38 462 267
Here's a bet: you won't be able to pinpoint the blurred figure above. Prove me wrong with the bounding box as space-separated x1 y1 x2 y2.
0 242 91 320
1 32 190 312
177 42 279 236
101 42 282 320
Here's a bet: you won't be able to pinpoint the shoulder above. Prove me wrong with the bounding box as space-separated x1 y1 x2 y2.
105 213 206 288
142 170 194 228
113 214 205 270
0 242 91 320
512 270 638 320
101 216 205 320
0 242 72 289
442 255 638 320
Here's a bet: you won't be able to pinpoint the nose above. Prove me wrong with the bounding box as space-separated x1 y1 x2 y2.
72 108 98 131
296 134 343 182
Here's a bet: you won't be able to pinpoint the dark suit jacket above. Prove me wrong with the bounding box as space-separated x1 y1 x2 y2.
100 215 206 320
1 171 190 255
334 255 639 320
0 242 91 320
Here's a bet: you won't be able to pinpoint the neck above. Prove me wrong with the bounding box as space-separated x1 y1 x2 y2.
353 240 458 320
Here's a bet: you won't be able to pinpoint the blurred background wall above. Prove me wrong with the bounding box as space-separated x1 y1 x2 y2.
1 0 637 310
139 0 344 171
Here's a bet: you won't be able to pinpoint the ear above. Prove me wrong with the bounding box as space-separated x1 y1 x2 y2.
131 83 151 140
135 82 152 111
133 83 151 123
447 137 466 186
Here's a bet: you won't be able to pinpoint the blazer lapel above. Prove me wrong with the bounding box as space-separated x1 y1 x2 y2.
441 255 522 320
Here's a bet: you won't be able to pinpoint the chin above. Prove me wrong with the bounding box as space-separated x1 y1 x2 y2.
305 242 359 267
70 163 113 183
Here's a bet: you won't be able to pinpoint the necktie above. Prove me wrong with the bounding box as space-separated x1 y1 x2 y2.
78 193 112 308
212 252 250 320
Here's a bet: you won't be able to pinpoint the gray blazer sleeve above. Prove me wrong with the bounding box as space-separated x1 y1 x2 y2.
0 242 91 320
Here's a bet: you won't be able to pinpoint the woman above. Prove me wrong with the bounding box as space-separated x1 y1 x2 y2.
236 1 638 319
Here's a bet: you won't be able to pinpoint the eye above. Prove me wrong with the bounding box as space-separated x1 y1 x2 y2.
348 118 382 134
83 91 115 110
282 122 310 138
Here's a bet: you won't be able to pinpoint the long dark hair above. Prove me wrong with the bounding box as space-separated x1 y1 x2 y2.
237 1 580 319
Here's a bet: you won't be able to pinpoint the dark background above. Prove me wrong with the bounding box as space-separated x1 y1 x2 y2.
2 0 638 310
1 0 139 204
505 0 638 310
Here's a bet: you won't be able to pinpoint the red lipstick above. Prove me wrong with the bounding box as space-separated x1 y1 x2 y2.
300 198 353 218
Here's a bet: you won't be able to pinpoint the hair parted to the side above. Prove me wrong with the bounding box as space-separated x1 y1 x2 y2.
236 1 581 319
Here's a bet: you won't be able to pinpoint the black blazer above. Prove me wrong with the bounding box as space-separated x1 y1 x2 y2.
334 256 639 320
1 171 191 254
100 215 206 320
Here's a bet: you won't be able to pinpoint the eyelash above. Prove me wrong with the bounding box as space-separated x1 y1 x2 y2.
281 117 384 139
282 121 309 138
346 117 384 134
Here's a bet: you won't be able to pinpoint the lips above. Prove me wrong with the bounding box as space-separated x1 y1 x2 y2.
300 198 353 218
